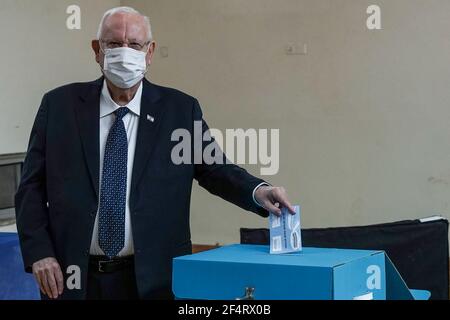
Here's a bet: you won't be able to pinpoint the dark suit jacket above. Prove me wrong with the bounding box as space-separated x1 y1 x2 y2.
15 77 268 299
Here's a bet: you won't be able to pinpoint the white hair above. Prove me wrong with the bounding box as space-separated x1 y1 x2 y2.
97 6 153 42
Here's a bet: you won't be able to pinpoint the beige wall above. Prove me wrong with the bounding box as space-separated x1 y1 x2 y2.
2 1 450 244
123 0 450 244
0 0 120 154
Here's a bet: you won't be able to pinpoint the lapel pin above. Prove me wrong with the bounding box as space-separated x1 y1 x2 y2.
147 114 155 123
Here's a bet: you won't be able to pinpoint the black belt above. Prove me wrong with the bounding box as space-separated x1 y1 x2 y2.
89 255 134 273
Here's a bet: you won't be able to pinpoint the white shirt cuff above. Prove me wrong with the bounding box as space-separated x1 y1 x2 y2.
252 182 271 208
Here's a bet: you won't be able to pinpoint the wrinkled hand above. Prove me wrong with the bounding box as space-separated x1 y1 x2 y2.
32 257 64 299
254 186 296 216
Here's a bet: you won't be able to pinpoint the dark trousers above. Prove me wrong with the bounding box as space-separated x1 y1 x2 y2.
86 261 139 300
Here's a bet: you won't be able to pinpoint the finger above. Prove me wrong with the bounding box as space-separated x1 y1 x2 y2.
45 268 59 299
264 200 282 216
33 271 45 295
39 270 52 298
54 265 64 295
274 190 296 214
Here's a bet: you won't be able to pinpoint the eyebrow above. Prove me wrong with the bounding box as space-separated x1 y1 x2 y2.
102 38 145 44
127 38 144 43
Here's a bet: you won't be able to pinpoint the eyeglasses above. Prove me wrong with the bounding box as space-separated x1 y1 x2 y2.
100 40 150 51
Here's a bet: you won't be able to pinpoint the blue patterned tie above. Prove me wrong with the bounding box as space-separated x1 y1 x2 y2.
98 107 130 258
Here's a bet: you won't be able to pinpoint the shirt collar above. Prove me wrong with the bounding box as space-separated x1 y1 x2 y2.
100 80 142 118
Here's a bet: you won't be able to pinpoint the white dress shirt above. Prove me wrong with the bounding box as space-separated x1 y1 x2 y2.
89 80 266 257
89 81 142 257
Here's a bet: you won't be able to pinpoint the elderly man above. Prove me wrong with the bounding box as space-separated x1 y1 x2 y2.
15 6 294 300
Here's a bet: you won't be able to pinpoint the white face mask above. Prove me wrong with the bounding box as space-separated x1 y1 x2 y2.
102 47 148 89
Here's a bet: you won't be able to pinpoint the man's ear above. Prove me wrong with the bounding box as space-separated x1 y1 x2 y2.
146 41 157 65
92 40 101 64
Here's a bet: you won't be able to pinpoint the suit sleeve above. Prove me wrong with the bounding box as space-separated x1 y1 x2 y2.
15 93 56 272
192 99 269 218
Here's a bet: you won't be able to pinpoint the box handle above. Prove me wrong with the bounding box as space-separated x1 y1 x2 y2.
236 287 255 300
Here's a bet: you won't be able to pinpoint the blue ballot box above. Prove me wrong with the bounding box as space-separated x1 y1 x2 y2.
0 232 40 300
173 244 430 300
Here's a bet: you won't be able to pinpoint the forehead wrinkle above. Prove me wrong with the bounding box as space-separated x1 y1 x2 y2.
102 13 128 41
102 13 148 43
125 17 147 42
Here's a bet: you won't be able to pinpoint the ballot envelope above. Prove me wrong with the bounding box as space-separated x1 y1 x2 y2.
172 244 430 300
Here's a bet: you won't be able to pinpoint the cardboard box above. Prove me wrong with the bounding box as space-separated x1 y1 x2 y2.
173 244 430 300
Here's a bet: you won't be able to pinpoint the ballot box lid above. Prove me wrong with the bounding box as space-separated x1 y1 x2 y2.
176 244 382 267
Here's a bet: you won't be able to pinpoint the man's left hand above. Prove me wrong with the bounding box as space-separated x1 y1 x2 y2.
254 186 296 216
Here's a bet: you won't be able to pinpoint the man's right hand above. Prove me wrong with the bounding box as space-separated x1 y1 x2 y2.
32 257 64 299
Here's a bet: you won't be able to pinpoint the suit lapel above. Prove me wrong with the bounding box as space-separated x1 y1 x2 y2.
131 78 165 196
74 78 102 200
